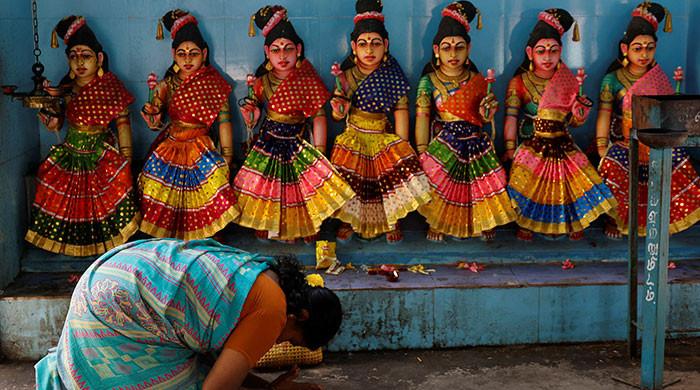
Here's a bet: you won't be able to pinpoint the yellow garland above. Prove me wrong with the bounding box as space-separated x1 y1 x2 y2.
306 273 325 288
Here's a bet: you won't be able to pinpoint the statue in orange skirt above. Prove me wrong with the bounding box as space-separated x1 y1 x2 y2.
25 16 140 256
139 9 238 240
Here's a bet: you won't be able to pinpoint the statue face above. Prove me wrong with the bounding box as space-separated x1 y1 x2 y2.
264 37 301 73
173 41 206 78
433 36 470 73
351 32 388 69
526 38 561 73
621 34 656 69
68 45 102 80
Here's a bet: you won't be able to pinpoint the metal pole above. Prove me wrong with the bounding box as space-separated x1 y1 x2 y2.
640 147 673 389
628 133 639 358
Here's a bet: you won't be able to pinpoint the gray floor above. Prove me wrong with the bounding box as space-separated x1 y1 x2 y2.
5 339 700 389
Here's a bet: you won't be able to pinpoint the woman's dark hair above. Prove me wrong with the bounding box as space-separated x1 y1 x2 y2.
514 8 573 76
161 9 210 78
340 0 390 71
421 1 479 76
251 5 306 77
605 2 665 73
270 255 343 350
55 16 109 85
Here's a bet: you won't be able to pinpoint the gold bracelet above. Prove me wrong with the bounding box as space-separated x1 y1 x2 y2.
119 147 132 158
221 146 234 157
504 140 517 150
596 137 608 147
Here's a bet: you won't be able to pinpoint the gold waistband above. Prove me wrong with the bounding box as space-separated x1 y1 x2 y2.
538 109 569 122
348 108 387 132
267 111 305 124
171 120 205 129
534 130 568 138
71 124 106 134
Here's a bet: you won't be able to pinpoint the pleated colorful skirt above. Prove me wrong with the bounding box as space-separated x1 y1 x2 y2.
507 119 617 234
419 121 516 238
139 125 238 240
25 128 140 256
599 142 700 236
233 119 355 240
331 114 431 239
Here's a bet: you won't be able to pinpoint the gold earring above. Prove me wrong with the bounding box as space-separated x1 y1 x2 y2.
69 70 75 79
435 54 440 67
622 53 629 67
528 61 533 72
352 51 357 64
172 63 180 73
465 57 470 66
556 61 561 70
383 54 388 63
97 67 104 77
296 55 302 69
265 60 273 71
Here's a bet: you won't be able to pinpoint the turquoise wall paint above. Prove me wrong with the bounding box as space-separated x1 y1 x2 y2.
0 1 697 284
329 283 700 351
0 5 41 288
15 0 693 157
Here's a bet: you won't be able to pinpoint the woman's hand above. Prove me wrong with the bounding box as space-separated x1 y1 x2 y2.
38 111 61 132
330 96 350 120
240 102 261 129
571 95 593 123
141 103 162 129
269 365 322 390
478 93 498 123
501 149 515 162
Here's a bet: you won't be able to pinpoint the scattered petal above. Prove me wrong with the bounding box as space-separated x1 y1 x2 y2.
562 259 575 270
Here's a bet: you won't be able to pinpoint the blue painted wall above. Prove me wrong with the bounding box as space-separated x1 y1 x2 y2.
0 4 41 288
19 0 694 156
0 1 697 286
688 0 700 94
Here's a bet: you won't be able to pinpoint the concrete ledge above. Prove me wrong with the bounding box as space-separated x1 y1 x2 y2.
325 261 700 351
21 221 700 272
2 262 700 359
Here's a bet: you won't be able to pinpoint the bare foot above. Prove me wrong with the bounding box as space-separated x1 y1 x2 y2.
480 229 496 242
516 228 533 242
386 227 403 244
426 228 444 242
255 230 269 241
568 231 584 241
337 223 354 243
604 221 622 240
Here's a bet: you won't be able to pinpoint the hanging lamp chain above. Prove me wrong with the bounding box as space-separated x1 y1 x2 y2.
32 0 41 63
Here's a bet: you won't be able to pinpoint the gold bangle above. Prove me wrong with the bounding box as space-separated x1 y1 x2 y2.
596 137 608 147
119 147 132 158
504 140 517 150
221 146 234 157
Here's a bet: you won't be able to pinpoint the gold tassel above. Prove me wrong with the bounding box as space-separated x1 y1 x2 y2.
664 8 672 32
249 14 256 37
572 20 580 42
476 10 483 30
156 18 163 40
51 28 59 48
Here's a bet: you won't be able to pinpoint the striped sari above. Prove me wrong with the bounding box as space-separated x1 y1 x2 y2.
35 238 271 389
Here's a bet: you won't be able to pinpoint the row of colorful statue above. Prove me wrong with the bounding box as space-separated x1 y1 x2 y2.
24 1 700 257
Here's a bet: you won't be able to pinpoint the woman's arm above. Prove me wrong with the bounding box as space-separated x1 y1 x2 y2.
394 95 410 141
312 110 327 154
203 349 250 390
116 109 133 161
218 101 234 166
